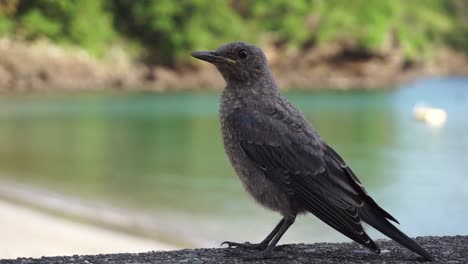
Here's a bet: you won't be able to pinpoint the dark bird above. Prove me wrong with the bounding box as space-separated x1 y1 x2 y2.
191 42 433 261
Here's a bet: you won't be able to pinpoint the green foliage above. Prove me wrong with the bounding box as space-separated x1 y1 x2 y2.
19 9 62 38
227 0 461 58
309 0 455 58
0 0 466 62
0 0 18 34
8 0 115 55
240 0 314 47
109 0 247 64
444 0 468 53
0 15 13 35
66 0 116 54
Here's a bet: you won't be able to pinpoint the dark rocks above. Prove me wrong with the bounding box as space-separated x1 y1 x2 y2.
1 236 467 264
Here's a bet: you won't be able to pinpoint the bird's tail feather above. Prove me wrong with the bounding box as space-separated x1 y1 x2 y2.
360 207 434 261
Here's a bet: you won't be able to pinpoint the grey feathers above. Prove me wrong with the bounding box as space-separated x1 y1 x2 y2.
227 105 380 252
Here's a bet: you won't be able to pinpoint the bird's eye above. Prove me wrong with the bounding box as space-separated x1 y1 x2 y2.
238 49 248 59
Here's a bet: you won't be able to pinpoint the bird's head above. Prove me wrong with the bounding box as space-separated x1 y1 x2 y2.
191 42 271 84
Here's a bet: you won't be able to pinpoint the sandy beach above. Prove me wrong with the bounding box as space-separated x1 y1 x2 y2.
0 199 176 259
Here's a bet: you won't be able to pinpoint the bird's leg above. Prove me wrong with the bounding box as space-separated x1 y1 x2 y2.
261 216 295 258
221 218 285 250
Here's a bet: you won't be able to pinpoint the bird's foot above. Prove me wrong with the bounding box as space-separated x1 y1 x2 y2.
222 242 286 260
221 241 267 250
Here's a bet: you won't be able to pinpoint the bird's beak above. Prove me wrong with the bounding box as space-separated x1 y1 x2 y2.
191 51 236 64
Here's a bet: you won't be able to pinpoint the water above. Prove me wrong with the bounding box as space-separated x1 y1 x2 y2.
0 78 467 246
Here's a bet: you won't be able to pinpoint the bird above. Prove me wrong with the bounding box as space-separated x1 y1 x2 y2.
191 42 434 261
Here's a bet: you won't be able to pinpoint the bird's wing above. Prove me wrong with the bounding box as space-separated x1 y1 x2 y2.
323 144 399 224
227 106 380 252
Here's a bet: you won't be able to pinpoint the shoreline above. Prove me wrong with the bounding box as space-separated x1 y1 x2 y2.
0 178 210 256
0 199 175 259
1 38 467 92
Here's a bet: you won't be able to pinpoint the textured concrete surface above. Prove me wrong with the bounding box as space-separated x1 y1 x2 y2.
1 236 467 263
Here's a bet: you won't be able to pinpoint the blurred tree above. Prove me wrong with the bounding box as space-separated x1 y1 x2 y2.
445 0 468 53
7 0 115 55
0 0 19 34
312 0 455 58
0 0 466 63
109 0 246 64
237 0 314 48
240 0 457 58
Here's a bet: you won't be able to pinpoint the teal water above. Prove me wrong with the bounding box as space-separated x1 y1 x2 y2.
0 78 467 246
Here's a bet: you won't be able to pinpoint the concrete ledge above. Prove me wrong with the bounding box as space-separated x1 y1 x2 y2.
1 236 466 263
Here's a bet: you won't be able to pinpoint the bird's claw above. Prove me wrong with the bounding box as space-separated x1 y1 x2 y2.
220 241 247 248
220 241 233 248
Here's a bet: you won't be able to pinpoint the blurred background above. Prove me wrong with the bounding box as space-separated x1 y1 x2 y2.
1 0 468 259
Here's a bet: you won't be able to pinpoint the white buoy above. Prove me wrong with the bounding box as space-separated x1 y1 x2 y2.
413 104 447 128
